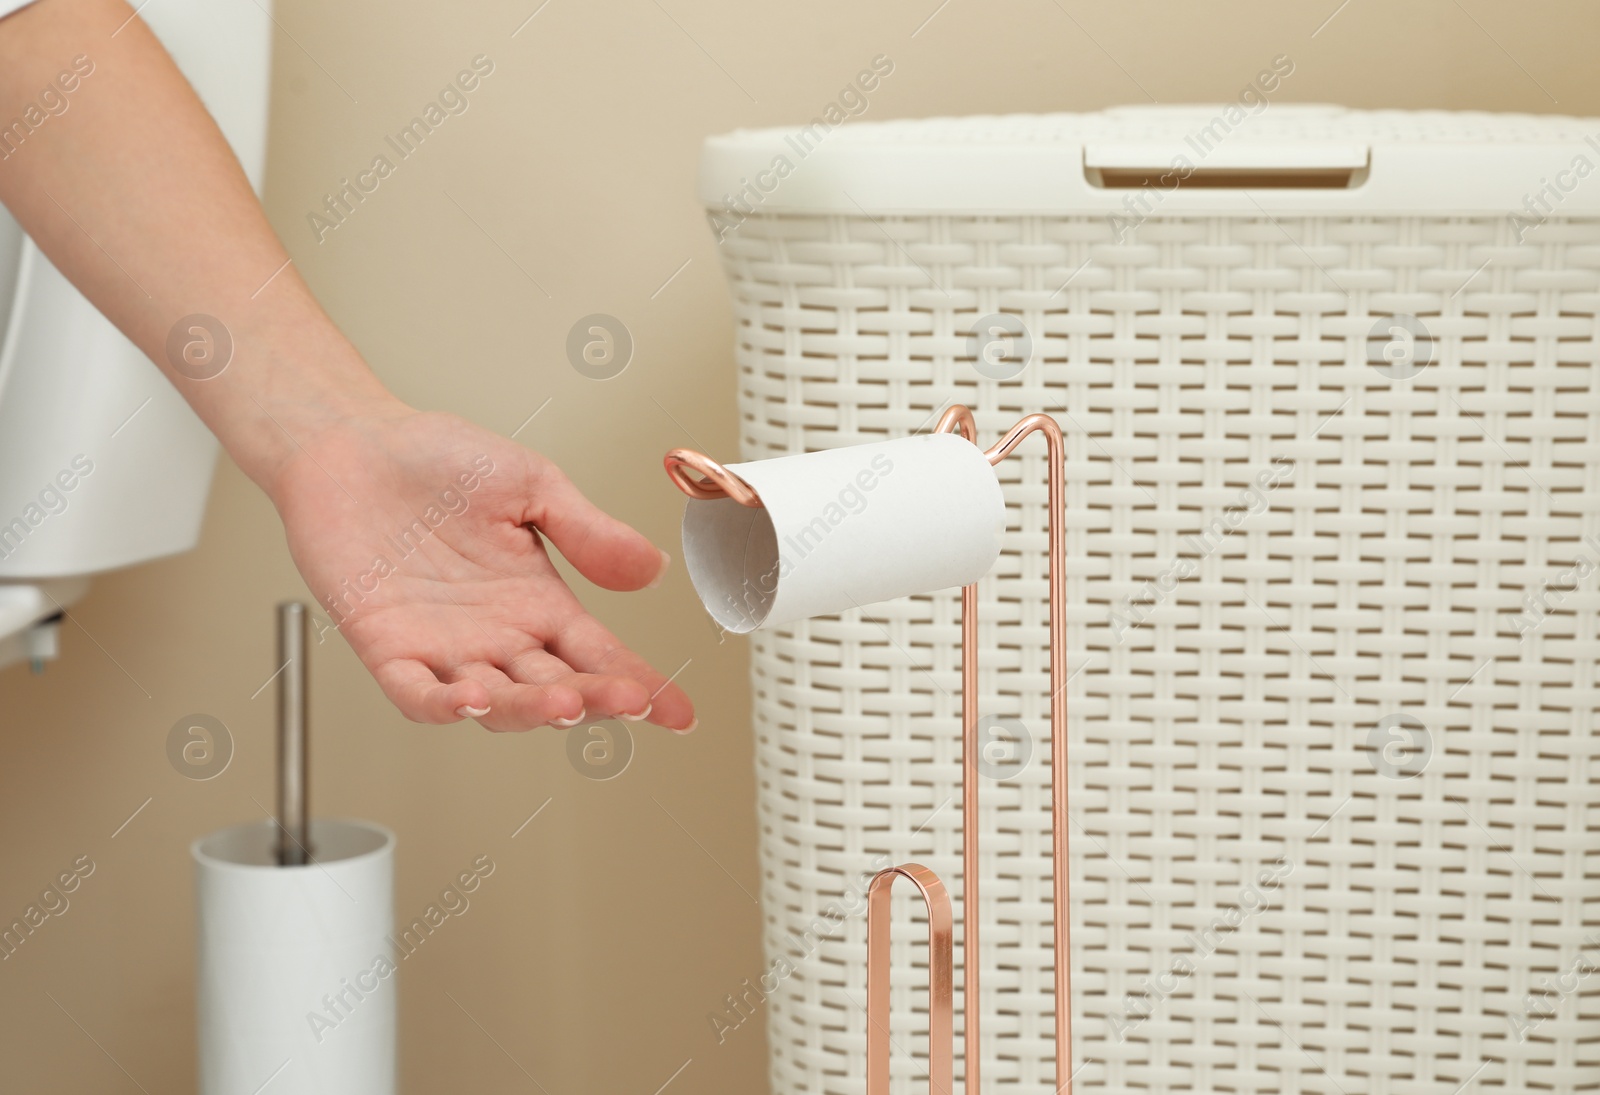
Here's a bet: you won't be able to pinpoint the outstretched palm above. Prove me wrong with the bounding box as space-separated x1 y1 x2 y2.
269 406 693 733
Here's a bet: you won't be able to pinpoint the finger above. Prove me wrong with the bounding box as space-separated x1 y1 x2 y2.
449 661 586 733
372 659 491 724
546 616 696 732
525 455 670 592
502 648 652 722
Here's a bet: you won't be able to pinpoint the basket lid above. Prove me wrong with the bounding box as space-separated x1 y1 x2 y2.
700 104 1600 217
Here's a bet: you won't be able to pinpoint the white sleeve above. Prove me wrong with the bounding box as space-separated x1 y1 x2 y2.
0 0 36 16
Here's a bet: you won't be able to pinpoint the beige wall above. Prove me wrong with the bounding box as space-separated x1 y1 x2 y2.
3 0 1598 1090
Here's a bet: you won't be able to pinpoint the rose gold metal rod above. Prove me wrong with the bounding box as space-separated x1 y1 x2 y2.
980 412 1072 1094
934 406 983 1095
866 863 954 1095
663 448 763 506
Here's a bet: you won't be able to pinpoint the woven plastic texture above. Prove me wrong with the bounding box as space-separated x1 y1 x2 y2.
713 202 1600 1095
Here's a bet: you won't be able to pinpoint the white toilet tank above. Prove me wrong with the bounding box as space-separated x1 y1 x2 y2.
0 1 273 658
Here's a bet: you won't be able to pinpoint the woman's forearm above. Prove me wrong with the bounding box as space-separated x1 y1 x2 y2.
0 0 397 497
0 0 697 733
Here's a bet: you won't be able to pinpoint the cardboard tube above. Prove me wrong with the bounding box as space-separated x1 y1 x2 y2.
682 433 1005 632
194 819 395 1095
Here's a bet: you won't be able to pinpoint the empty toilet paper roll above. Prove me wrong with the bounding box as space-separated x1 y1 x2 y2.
682 433 1006 633
194 819 395 1095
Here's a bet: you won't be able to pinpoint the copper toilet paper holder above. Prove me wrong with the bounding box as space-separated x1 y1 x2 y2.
665 405 1072 1095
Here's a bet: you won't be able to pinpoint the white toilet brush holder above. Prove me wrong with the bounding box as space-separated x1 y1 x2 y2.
193 604 397 1094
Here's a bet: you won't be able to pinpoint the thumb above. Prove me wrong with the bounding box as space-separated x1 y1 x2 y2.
523 453 670 591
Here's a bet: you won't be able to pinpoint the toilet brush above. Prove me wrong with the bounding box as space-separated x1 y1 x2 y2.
193 603 397 1094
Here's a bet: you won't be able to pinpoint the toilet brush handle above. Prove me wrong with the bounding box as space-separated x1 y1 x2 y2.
276 602 310 866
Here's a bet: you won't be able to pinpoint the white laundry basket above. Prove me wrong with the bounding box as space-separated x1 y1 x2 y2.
699 105 1600 1095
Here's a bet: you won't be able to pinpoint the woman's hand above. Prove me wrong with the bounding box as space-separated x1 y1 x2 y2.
268 401 695 734
0 2 695 733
